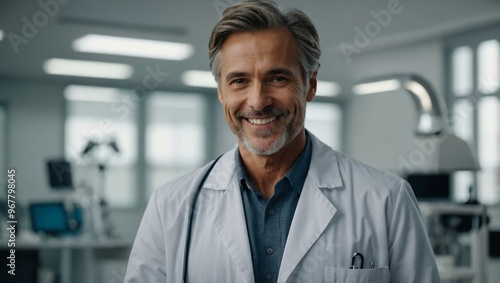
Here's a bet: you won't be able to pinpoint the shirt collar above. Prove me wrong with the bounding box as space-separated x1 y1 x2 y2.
236 133 312 195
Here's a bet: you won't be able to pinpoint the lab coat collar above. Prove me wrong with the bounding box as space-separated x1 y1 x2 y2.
306 130 344 190
203 131 344 191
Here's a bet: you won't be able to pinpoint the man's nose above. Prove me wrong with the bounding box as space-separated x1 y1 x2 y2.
247 83 272 111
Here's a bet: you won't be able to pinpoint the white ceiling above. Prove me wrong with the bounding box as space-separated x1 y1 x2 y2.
1 0 500 95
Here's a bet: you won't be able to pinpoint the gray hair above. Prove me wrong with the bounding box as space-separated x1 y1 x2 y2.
208 0 321 83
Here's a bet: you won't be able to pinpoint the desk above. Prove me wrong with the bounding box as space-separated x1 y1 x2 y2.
8 236 132 283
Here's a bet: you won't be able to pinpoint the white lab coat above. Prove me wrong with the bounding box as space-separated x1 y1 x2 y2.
125 133 440 283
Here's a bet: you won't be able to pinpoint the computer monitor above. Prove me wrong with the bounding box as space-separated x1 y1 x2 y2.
29 202 69 235
47 160 73 189
406 173 450 201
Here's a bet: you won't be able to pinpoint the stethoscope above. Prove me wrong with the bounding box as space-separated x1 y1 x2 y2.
182 155 222 283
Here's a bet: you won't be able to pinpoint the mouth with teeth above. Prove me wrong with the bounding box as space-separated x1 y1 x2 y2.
247 116 277 125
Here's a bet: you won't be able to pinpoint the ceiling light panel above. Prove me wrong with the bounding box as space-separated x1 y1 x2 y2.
73 34 194 61
64 85 122 102
43 58 133 79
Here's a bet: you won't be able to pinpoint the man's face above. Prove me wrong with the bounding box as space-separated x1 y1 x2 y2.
217 28 316 155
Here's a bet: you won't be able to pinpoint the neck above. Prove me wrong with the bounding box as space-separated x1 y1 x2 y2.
239 129 307 199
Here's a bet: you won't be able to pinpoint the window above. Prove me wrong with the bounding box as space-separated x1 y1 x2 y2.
305 102 343 151
451 99 475 202
145 92 206 196
477 96 499 203
477 40 499 94
64 85 138 208
447 31 500 204
451 46 473 97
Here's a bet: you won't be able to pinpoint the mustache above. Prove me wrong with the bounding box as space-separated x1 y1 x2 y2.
236 106 289 119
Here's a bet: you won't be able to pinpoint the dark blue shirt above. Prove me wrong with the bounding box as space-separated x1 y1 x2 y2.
236 135 312 283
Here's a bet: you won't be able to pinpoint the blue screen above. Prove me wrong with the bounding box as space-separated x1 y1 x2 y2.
30 203 68 233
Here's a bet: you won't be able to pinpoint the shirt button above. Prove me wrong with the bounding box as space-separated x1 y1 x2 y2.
266 273 273 280
266 247 274 255
268 209 275 216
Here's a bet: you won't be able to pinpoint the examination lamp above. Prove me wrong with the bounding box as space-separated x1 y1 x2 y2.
80 138 121 195
352 74 479 172
81 140 98 155
353 74 444 136
81 139 120 157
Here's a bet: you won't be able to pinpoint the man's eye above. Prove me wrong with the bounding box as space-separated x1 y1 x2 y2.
231 79 246 85
271 76 287 83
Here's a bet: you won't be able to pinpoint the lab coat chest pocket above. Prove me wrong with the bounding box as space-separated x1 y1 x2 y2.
325 267 389 283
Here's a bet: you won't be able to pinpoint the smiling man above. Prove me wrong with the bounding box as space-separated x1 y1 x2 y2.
125 1 440 282
217 27 316 200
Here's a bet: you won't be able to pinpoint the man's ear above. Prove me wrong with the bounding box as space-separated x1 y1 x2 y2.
306 72 318 102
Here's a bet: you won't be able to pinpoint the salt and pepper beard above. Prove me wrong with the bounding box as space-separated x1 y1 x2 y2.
236 102 306 156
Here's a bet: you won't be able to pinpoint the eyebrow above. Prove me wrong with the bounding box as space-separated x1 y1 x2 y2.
224 68 296 82
267 68 295 78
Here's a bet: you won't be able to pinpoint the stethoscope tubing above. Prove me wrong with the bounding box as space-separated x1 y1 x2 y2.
182 155 223 283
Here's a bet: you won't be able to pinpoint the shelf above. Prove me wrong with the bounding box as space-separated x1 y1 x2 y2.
419 202 487 216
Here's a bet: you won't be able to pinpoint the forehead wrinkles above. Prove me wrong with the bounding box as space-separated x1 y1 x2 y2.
220 29 300 76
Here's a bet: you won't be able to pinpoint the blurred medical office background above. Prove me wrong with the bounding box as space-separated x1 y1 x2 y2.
0 0 499 282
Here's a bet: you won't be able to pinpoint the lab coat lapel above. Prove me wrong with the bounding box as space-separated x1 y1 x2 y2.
278 133 342 283
277 178 337 282
207 163 254 283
